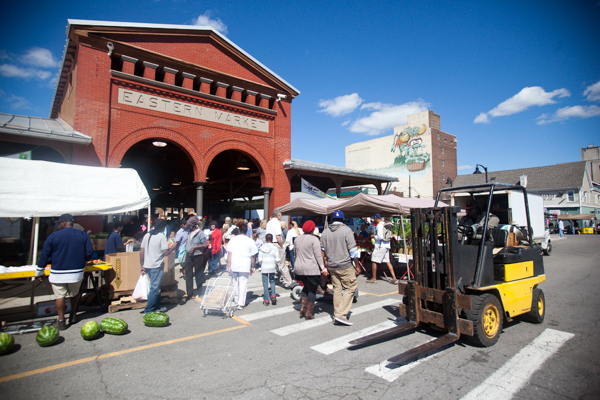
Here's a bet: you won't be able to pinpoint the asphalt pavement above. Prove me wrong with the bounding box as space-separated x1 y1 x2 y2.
1 235 599 399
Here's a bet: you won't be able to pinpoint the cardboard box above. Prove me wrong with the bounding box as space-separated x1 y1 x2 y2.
92 239 107 251
105 251 176 293
36 299 71 317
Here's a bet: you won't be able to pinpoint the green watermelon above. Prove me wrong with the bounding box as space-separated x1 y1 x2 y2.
36 326 59 347
143 312 169 327
0 332 15 355
100 317 128 335
80 321 101 340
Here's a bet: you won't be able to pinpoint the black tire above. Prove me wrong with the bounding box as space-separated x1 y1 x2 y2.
464 293 503 347
524 288 545 323
543 241 552 256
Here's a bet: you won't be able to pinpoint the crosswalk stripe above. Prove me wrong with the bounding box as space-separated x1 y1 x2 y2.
461 328 574 400
311 319 401 355
271 298 398 337
240 306 296 322
365 338 441 382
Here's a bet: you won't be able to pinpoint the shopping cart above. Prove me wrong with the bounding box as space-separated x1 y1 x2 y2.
200 275 237 317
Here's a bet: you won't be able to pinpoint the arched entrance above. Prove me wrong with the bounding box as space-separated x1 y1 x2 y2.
204 150 266 219
120 139 196 214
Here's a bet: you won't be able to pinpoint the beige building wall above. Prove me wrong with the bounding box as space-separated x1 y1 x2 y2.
346 110 456 199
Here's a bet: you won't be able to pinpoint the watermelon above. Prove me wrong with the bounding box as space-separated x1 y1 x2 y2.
80 321 101 340
0 332 15 355
143 312 169 327
100 317 128 335
36 326 59 347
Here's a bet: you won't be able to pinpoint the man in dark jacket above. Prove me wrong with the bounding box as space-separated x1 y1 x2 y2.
36 214 94 330
320 210 358 326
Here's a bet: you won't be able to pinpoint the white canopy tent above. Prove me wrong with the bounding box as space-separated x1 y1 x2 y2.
0 158 151 264
0 158 150 217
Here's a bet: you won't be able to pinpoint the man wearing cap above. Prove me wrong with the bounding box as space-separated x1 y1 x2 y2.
140 219 177 314
368 213 398 284
320 210 358 326
36 214 94 330
459 200 499 242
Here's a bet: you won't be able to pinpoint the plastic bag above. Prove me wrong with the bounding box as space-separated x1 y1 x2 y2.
126 242 134 252
132 273 150 301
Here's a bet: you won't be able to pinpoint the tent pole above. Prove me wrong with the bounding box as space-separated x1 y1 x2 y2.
400 214 407 258
147 203 151 232
31 217 40 265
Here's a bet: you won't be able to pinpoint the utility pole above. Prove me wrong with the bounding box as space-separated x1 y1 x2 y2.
409 175 412 198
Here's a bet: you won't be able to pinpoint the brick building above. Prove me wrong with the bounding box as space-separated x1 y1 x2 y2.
1 20 300 221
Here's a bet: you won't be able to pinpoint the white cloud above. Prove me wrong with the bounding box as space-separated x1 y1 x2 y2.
474 86 570 123
318 93 363 117
349 100 429 136
18 47 58 68
0 50 10 61
0 64 52 80
192 12 228 35
536 105 600 124
457 165 474 171
2 93 33 110
583 80 600 102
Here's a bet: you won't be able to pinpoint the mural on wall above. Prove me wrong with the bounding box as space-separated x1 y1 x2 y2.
390 124 430 174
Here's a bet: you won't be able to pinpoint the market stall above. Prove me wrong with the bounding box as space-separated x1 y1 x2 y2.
274 196 343 216
0 158 151 314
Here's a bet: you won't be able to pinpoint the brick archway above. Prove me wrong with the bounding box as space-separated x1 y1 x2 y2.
107 127 203 179
203 140 273 187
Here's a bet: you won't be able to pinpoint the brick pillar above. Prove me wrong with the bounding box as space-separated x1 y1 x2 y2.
121 55 138 75
143 61 158 80
245 90 257 106
182 72 195 90
163 67 177 85
231 86 243 102
199 77 213 94
258 94 271 109
215 82 228 98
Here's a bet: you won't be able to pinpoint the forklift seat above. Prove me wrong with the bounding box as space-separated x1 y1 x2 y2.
491 228 508 248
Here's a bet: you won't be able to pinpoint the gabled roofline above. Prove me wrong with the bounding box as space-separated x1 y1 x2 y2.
50 19 300 117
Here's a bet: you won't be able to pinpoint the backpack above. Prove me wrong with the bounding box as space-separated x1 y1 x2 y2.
382 222 394 241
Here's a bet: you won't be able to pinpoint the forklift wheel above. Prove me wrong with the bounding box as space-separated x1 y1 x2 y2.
543 242 552 256
524 288 545 324
465 293 503 347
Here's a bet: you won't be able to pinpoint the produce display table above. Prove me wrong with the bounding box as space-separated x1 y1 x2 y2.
0 263 112 310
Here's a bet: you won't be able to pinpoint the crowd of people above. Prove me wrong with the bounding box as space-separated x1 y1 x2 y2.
37 208 401 330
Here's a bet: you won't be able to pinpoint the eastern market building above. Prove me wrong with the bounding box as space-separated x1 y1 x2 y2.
0 20 396 235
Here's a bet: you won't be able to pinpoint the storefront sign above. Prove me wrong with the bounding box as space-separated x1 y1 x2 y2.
233 199 264 211
118 88 269 133
301 178 336 199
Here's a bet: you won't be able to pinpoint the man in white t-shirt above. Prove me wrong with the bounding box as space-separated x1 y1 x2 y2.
226 221 258 308
266 210 292 287
368 213 398 284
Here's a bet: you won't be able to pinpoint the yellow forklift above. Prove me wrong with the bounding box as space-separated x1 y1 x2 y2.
351 183 546 363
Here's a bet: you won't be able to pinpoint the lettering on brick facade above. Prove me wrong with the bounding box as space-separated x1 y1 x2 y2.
118 88 268 133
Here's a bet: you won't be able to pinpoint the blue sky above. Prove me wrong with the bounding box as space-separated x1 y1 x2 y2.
1 0 599 175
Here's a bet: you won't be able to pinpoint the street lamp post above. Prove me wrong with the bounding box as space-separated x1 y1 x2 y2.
473 164 488 183
445 177 453 187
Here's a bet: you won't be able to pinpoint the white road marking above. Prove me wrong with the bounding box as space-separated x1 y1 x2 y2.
311 319 401 355
365 340 441 382
271 298 398 337
461 328 574 400
240 306 296 321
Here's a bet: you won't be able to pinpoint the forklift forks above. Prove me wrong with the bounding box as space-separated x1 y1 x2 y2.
350 207 474 364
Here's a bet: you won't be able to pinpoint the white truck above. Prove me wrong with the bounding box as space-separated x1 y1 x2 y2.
452 189 552 255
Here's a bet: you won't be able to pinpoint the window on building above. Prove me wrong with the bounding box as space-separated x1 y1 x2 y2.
441 147 444 154
442 159 445 167
583 191 588 203
567 191 575 202
442 173 445 180
437 132 440 140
